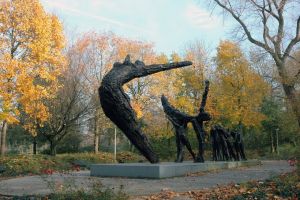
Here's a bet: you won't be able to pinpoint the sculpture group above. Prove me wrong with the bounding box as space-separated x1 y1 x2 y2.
99 55 246 163
210 125 246 161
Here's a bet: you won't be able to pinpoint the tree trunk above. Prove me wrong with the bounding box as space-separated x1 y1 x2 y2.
0 123 2 154
1 121 7 156
282 83 300 130
129 143 134 152
167 138 171 149
94 134 99 153
94 109 101 154
33 137 37 155
276 62 300 131
49 140 57 156
271 132 275 153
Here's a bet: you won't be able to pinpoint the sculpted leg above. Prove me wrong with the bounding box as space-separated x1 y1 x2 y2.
175 128 184 162
179 128 196 161
191 119 205 162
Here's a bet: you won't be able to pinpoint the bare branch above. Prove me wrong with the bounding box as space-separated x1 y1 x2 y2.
271 0 279 10
261 1 274 49
249 0 280 21
283 16 300 61
275 0 286 57
213 0 275 56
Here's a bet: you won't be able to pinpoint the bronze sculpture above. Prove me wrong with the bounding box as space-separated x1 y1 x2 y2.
231 130 247 160
99 55 192 163
161 95 196 162
210 125 246 161
161 81 211 162
191 80 211 162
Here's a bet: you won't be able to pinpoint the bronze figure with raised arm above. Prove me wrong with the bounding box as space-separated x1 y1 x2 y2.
99 55 192 163
161 80 211 162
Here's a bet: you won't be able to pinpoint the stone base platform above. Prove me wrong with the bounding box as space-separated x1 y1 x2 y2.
90 160 261 179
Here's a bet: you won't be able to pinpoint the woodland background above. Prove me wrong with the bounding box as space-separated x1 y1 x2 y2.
0 0 299 161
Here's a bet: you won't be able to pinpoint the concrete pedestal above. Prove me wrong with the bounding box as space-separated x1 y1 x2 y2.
90 160 261 179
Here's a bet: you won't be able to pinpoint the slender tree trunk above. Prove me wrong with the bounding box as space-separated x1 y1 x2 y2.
94 109 101 153
271 132 275 153
49 140 57 156
292 140 297 147
167 137 171 149
33 137 37 155
94 134 99 153
1 121 7 156
0 123 2 154
282 83 300 130
129 143 134 152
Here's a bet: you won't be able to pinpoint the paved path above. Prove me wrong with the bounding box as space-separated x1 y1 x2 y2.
0 160 294 197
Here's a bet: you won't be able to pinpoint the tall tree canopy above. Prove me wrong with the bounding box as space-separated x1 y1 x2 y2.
0 0 65 155
214 40 269 128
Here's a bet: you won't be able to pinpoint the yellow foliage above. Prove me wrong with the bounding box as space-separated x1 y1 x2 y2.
0 0 65 135
213 40 269 128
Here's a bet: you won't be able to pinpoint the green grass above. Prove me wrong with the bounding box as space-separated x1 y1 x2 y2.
0 152 142 177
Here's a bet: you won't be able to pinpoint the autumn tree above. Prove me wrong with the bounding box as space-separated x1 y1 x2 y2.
37 59 91 156
69 32 117 153
214 40 269 128
207 0 300 129
0 0 65 155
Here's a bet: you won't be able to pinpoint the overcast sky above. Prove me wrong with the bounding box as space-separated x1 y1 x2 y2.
41 0 233 55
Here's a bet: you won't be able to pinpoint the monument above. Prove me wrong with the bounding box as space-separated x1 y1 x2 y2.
91 56 256 179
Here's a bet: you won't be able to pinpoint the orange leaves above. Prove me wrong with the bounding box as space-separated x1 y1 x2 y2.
0 0 65 135
139 172 299 199
0 56 20 123
131 101 143 119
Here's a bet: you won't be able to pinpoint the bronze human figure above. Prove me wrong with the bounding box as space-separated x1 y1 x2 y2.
211 125 245 161
231 130 247 160
99 55 192 163
161 81 211 162
161 95 196 162
191 80 211 162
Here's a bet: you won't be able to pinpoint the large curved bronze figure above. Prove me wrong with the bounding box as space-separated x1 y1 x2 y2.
99 55 192 163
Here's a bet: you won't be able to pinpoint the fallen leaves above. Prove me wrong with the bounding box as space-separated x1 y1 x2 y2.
134 171 299 200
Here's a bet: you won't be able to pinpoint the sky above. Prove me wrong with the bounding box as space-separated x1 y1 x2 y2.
41 0 233 55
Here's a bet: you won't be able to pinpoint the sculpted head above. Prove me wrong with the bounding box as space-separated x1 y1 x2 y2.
112 55 132 68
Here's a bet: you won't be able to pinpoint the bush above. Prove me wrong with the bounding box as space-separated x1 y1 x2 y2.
0 155 71 177
0 152 141 177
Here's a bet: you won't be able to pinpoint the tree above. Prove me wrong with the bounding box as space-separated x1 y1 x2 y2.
68 32 117 154
207 0 300 129
0 0 65 156
214 40 269 128
37 61 90 155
